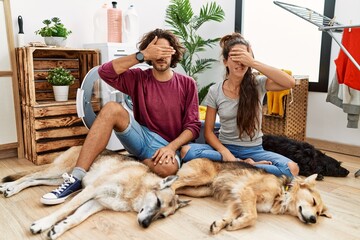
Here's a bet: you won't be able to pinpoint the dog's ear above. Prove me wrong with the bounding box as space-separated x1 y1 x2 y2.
301 174 318 187
177 198 191 208
160 175 179 190
320 205 332 218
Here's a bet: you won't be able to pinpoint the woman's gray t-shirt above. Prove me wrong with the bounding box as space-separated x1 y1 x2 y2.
204 75 267 147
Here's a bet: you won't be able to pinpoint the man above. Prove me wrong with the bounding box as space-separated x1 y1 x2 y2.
41 29 201 205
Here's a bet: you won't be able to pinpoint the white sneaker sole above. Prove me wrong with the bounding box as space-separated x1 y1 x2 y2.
40 189 82 205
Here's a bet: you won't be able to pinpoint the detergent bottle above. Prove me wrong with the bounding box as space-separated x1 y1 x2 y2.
107 1 122 42
93 3 108 43
123 4 139 44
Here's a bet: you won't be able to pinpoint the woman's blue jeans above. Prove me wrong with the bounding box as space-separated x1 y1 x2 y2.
182 143 293 177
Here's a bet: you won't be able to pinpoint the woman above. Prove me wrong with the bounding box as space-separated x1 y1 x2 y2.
180 33 299 178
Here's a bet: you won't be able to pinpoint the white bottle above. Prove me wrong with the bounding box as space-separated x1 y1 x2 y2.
93 4 108 43
124 4 140 44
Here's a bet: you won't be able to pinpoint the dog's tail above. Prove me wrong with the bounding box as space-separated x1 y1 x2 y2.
1 165 50 182
2 173 25 182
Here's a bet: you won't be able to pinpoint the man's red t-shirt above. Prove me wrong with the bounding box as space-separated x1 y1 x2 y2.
98 62 201 142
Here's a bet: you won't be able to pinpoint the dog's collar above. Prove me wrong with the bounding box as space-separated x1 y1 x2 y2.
282 176 293 191
280 178 293 213
283 183 293 192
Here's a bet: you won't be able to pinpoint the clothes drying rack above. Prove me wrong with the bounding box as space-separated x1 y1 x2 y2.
274 1 360 71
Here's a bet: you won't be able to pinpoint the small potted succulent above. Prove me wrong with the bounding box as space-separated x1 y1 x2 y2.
35 17 72 47
47 67 75 101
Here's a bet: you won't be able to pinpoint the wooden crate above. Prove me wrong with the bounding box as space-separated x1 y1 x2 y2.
262 77 309 141
15 47 101 164
16 47 100 106
22 102 100 165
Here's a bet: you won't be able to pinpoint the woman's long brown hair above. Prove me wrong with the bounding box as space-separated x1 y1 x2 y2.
220 33 260 140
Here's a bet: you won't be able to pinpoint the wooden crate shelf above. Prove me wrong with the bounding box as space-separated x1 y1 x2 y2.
16 47 100 106
15 47 101 164
262 77 309 141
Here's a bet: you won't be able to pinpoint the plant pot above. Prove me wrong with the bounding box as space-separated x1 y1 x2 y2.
44 37 67 47
53 85 69 101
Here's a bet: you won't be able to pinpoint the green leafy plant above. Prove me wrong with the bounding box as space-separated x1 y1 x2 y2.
165 0 225 104
47 67 75 86
35 17 72 39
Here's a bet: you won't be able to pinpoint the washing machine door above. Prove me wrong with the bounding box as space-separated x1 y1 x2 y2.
76 66 132 151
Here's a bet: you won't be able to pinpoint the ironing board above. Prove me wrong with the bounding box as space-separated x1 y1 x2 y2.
274 1 360 71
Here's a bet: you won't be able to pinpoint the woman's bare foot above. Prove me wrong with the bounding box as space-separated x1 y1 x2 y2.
240 158 272 165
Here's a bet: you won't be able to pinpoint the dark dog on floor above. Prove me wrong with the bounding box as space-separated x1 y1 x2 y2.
262 134 350 180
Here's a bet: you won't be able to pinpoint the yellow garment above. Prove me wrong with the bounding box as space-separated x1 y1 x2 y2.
266 69 292 117
199 105 207 120
281 69 292 76
267 89 290 117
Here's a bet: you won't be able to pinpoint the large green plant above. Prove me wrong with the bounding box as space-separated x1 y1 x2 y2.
165 0 225 104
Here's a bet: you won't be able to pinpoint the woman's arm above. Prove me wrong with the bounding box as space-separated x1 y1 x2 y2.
253 61 295 91
230 47 295 91
204 107 236 161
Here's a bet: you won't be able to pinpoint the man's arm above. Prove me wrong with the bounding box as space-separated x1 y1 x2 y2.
111 53 142 75
112 36 175 74
152 129 194 165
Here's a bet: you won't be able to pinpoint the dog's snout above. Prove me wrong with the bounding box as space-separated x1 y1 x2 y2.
309 215 316 224
340 168 350 176
139 218 152 228
299 206 317 224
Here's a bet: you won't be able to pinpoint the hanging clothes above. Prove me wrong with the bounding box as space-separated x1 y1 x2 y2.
326 74 360 128
334 28 360 91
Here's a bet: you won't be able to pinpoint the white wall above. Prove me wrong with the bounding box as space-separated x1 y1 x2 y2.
242 0 324 83
8 0 360 147
9 0 234 89
241 0 359 147
306 0 360 146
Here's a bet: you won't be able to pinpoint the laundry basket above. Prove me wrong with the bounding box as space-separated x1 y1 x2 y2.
262 77 309 141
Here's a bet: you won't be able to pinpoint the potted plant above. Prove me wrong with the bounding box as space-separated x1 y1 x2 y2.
165 0 225 104
35 17 72 47
47 67 75 101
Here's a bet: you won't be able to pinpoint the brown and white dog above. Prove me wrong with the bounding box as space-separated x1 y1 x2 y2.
172 158 331 234
0 146 189 240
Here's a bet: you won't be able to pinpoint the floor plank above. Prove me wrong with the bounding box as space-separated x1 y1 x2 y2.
0 152 359 240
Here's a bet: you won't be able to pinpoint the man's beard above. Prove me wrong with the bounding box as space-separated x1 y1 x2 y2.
153 61 171 72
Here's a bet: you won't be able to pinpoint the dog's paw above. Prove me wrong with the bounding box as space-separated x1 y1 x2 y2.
316 174 324 181
225 221 239 231
0 184 6 194
30 219 53 235
0 182 11 194
210 219 227 234
47 226 61 240
0 182 19 197
47 221 67 240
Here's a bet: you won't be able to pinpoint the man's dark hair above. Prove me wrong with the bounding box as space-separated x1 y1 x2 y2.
138 28 185 68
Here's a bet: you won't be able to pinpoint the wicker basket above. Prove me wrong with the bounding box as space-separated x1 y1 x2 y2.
262 77 309 141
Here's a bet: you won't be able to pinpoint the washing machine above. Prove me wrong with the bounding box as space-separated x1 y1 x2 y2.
77 43 149 150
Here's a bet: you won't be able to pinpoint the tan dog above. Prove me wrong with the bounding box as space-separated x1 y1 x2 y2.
0 146 189 240
172 158 331 234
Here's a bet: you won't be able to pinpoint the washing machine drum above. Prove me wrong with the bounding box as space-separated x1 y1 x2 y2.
76 65 133 130
77 64 150 151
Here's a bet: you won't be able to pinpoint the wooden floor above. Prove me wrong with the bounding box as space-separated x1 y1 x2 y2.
0 151 359 240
